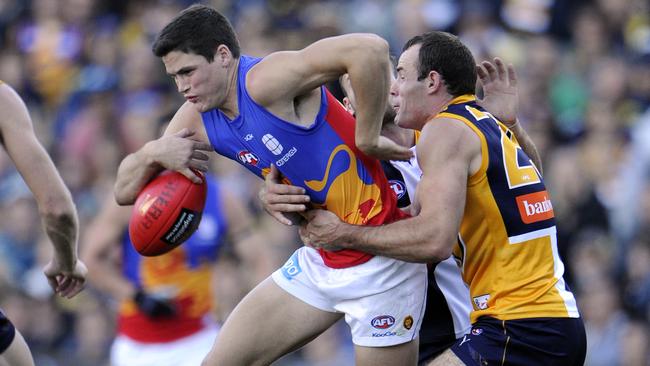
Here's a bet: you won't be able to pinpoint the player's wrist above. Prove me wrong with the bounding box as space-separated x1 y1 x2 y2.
507 118 520 130
50 250 77 271
140 141 164 168
336 223 357 249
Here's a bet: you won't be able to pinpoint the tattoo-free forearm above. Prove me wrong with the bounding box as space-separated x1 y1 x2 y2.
114 143 163 205
336 215 452 263
510 122 543 174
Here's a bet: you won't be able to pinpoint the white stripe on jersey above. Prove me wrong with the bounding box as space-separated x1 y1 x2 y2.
390 147 421 201
433 257 472 338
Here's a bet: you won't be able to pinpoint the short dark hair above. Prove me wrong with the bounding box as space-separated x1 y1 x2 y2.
403 31 476 96
152 4 240 62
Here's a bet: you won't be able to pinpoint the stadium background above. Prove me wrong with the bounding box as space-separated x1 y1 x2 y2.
0 0 649 365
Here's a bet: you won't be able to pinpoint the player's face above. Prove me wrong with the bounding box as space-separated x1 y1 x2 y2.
162 51 226 112
391 45 431 130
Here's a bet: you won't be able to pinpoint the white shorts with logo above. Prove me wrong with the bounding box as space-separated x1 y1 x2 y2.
111 325 219 366
271 247 428 347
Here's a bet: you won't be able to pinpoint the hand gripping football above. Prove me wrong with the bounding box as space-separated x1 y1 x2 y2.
128 170 207 256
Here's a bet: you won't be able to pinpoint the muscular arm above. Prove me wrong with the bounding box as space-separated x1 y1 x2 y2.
114 102 213 205
81 195 136 300
247 34 410 161
0 84 85 297
301 119 479 262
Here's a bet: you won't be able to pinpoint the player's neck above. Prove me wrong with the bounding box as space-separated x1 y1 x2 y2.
219 58 241 119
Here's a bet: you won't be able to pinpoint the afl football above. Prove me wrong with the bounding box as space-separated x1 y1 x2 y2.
128 170 207 256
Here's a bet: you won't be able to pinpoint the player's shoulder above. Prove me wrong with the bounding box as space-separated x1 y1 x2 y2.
420 116 478 144
0 83 29 123
418 116 481 161
169 102 204 129
0 81 17 102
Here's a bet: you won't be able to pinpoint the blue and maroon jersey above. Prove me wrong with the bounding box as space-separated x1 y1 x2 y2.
201 55 405 268
118 175 226 343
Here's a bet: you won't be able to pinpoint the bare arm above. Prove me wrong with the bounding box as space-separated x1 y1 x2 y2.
300 119 479 262
114 102 214 205
81 195 136 301
0 84 86 298
258 165 310 226
247 34 411 161
476 58 542 173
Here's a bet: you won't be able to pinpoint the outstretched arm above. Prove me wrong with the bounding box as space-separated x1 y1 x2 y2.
114 102 214 205
81 195 135 301
476 58 543 174
0 84 86 298
247 34 412 161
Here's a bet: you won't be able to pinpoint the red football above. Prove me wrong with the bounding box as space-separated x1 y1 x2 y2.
128 170 207 256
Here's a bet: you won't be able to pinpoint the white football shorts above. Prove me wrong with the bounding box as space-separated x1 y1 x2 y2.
111 324 219 366
272 247 428 347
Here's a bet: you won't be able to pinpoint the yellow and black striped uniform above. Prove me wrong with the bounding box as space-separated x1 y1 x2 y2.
440 95 579 324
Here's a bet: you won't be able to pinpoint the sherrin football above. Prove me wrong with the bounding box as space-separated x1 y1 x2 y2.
128 170 207 256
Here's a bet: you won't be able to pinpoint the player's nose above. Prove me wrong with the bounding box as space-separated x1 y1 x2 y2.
389 81 398 96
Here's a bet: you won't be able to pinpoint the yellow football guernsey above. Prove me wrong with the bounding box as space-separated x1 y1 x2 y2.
440 95 579 323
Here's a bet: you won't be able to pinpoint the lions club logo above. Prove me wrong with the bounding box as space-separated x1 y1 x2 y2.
403 315 413 330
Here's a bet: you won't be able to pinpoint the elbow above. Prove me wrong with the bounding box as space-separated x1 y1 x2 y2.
423 235 454 263
356 139 378 154
359 34 389 55
346 34 389 64
428 245 453 263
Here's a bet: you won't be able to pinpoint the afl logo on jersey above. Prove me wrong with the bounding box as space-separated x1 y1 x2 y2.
262 134 283 155
389 180 406 199
371 315 395 329
237 151 259 166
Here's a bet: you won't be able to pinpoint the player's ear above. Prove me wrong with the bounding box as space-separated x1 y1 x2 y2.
426 70 442 95
215 44 232 66
342 97 355 116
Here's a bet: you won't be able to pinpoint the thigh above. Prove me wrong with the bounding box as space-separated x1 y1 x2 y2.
112 327 220 366
426 349 466 366
355 338 419 366
202 277 343 366
0 330 34 366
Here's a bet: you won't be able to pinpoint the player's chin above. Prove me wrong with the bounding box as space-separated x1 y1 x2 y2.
191 103 207 113
394 115 408 129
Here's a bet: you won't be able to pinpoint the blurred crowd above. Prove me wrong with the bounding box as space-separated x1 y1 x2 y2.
0 0 648 365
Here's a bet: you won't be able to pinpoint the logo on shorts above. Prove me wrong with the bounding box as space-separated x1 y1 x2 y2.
281 251 302 280
471 328 483 336
403 315 413 330
371 315 395 329
473 294 490 310
372 331 397 337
